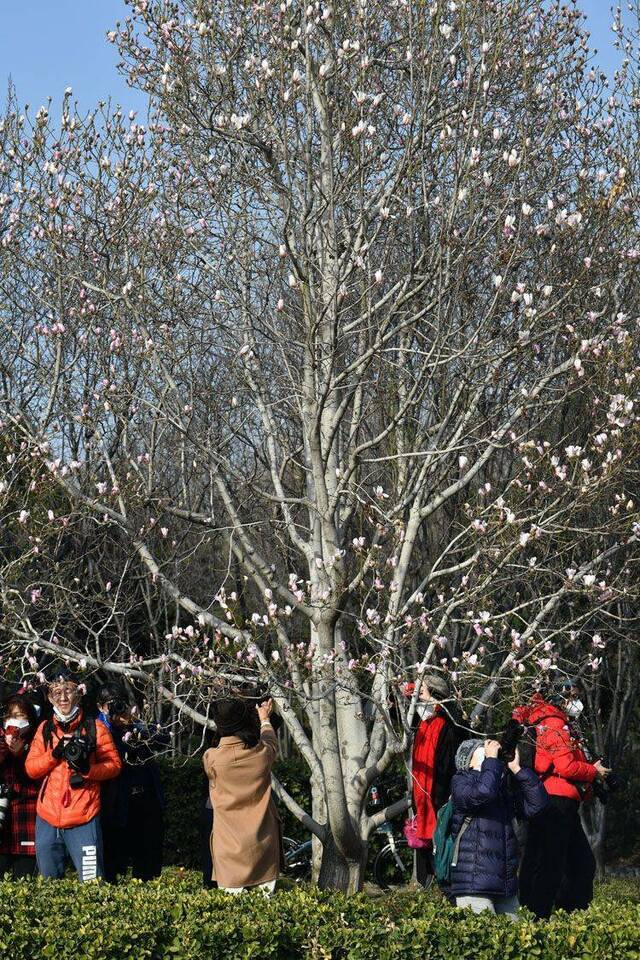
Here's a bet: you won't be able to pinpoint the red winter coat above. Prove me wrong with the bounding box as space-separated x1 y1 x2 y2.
25 712 121 828
512 695 597 802
411 713 446 841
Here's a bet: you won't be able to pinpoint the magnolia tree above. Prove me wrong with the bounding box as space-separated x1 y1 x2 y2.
1 0 640 890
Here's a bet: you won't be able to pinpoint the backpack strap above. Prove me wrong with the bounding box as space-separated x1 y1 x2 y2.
42 717 55 750
81 714 97 754
450 816 472 868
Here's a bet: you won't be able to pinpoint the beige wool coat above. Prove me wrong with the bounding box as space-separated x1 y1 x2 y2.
203 721 281 888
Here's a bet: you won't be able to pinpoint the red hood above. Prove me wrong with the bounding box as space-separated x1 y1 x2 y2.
513 694 566 725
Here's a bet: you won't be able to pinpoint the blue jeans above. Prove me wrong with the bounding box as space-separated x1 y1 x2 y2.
36 815 104 881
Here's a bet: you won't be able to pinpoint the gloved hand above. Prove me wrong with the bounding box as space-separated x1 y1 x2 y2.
52 738 68 760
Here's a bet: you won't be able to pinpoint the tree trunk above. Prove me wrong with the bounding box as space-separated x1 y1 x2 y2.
311 789 327 884
317 832 368 894
593 837 606 881
581 802 607 879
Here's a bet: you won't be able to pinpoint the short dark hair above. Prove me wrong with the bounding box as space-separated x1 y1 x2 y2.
2 694 38 735
97 683 124 705
211 698 260 749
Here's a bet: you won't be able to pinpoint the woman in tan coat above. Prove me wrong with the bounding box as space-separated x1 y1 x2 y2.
203 696 280 894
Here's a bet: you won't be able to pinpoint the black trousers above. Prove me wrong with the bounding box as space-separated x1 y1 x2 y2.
519 795 595 919
103 796 164 883
200 802 217 889
0 853 37 879
416 846 434 887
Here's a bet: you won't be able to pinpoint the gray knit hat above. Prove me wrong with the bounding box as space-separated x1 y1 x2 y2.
455 739 484 772
419 672 450 701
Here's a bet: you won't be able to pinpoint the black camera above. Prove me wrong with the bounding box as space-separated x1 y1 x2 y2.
498 719 524 764
593 768 626 805
62 736 92 786
0 783 12 831
109 698 130 716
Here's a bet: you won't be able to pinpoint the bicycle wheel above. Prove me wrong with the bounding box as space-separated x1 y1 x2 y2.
373 836 416 889
282 836 312 882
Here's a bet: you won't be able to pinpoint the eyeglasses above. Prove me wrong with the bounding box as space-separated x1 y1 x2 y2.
49 684 78 698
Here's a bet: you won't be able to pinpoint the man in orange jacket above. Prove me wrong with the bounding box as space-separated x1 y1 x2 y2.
25 667 121 881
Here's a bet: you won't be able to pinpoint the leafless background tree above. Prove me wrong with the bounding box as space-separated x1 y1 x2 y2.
1 0 639 889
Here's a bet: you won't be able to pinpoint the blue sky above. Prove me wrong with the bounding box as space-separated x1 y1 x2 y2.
0 1 622 116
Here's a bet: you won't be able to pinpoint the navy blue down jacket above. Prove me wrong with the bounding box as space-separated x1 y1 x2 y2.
449 757 548 897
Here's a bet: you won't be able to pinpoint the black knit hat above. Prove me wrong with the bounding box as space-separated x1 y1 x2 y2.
46 665 80 686
211 698 253 736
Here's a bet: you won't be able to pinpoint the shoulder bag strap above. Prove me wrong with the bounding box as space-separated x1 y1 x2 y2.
450 816 472 868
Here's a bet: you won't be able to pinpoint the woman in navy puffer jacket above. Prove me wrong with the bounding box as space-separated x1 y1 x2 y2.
450 738 548 917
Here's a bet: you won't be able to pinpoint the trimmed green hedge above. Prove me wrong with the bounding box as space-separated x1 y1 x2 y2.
0 877 638 960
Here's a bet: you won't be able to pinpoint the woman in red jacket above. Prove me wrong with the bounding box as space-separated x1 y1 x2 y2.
514 679 610 919
405 673 461 887
0 694 41 878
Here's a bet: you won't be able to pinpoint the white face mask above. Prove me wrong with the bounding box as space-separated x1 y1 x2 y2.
53 705 80 723
566 699 584 719
3 718 30 732
472 747 486 769
417 702 436 720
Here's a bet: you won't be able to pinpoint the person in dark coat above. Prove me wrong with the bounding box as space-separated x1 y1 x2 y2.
97 687 167 882
449 738 548 917
405 673 462 886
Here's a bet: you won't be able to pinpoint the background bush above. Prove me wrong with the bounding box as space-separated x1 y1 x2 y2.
0 877 638 960
161 755 312 868
160 753 640 874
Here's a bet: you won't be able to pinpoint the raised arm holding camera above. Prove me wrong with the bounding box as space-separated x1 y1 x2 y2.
25 667 121 882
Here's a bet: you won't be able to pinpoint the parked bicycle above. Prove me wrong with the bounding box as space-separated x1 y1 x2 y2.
282 776 426 890
282 834 312 882
367 780 433 890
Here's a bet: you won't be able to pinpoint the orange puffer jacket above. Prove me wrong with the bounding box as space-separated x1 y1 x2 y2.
25 712 121 828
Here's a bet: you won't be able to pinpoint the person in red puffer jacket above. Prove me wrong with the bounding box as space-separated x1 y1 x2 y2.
513 679 610 919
